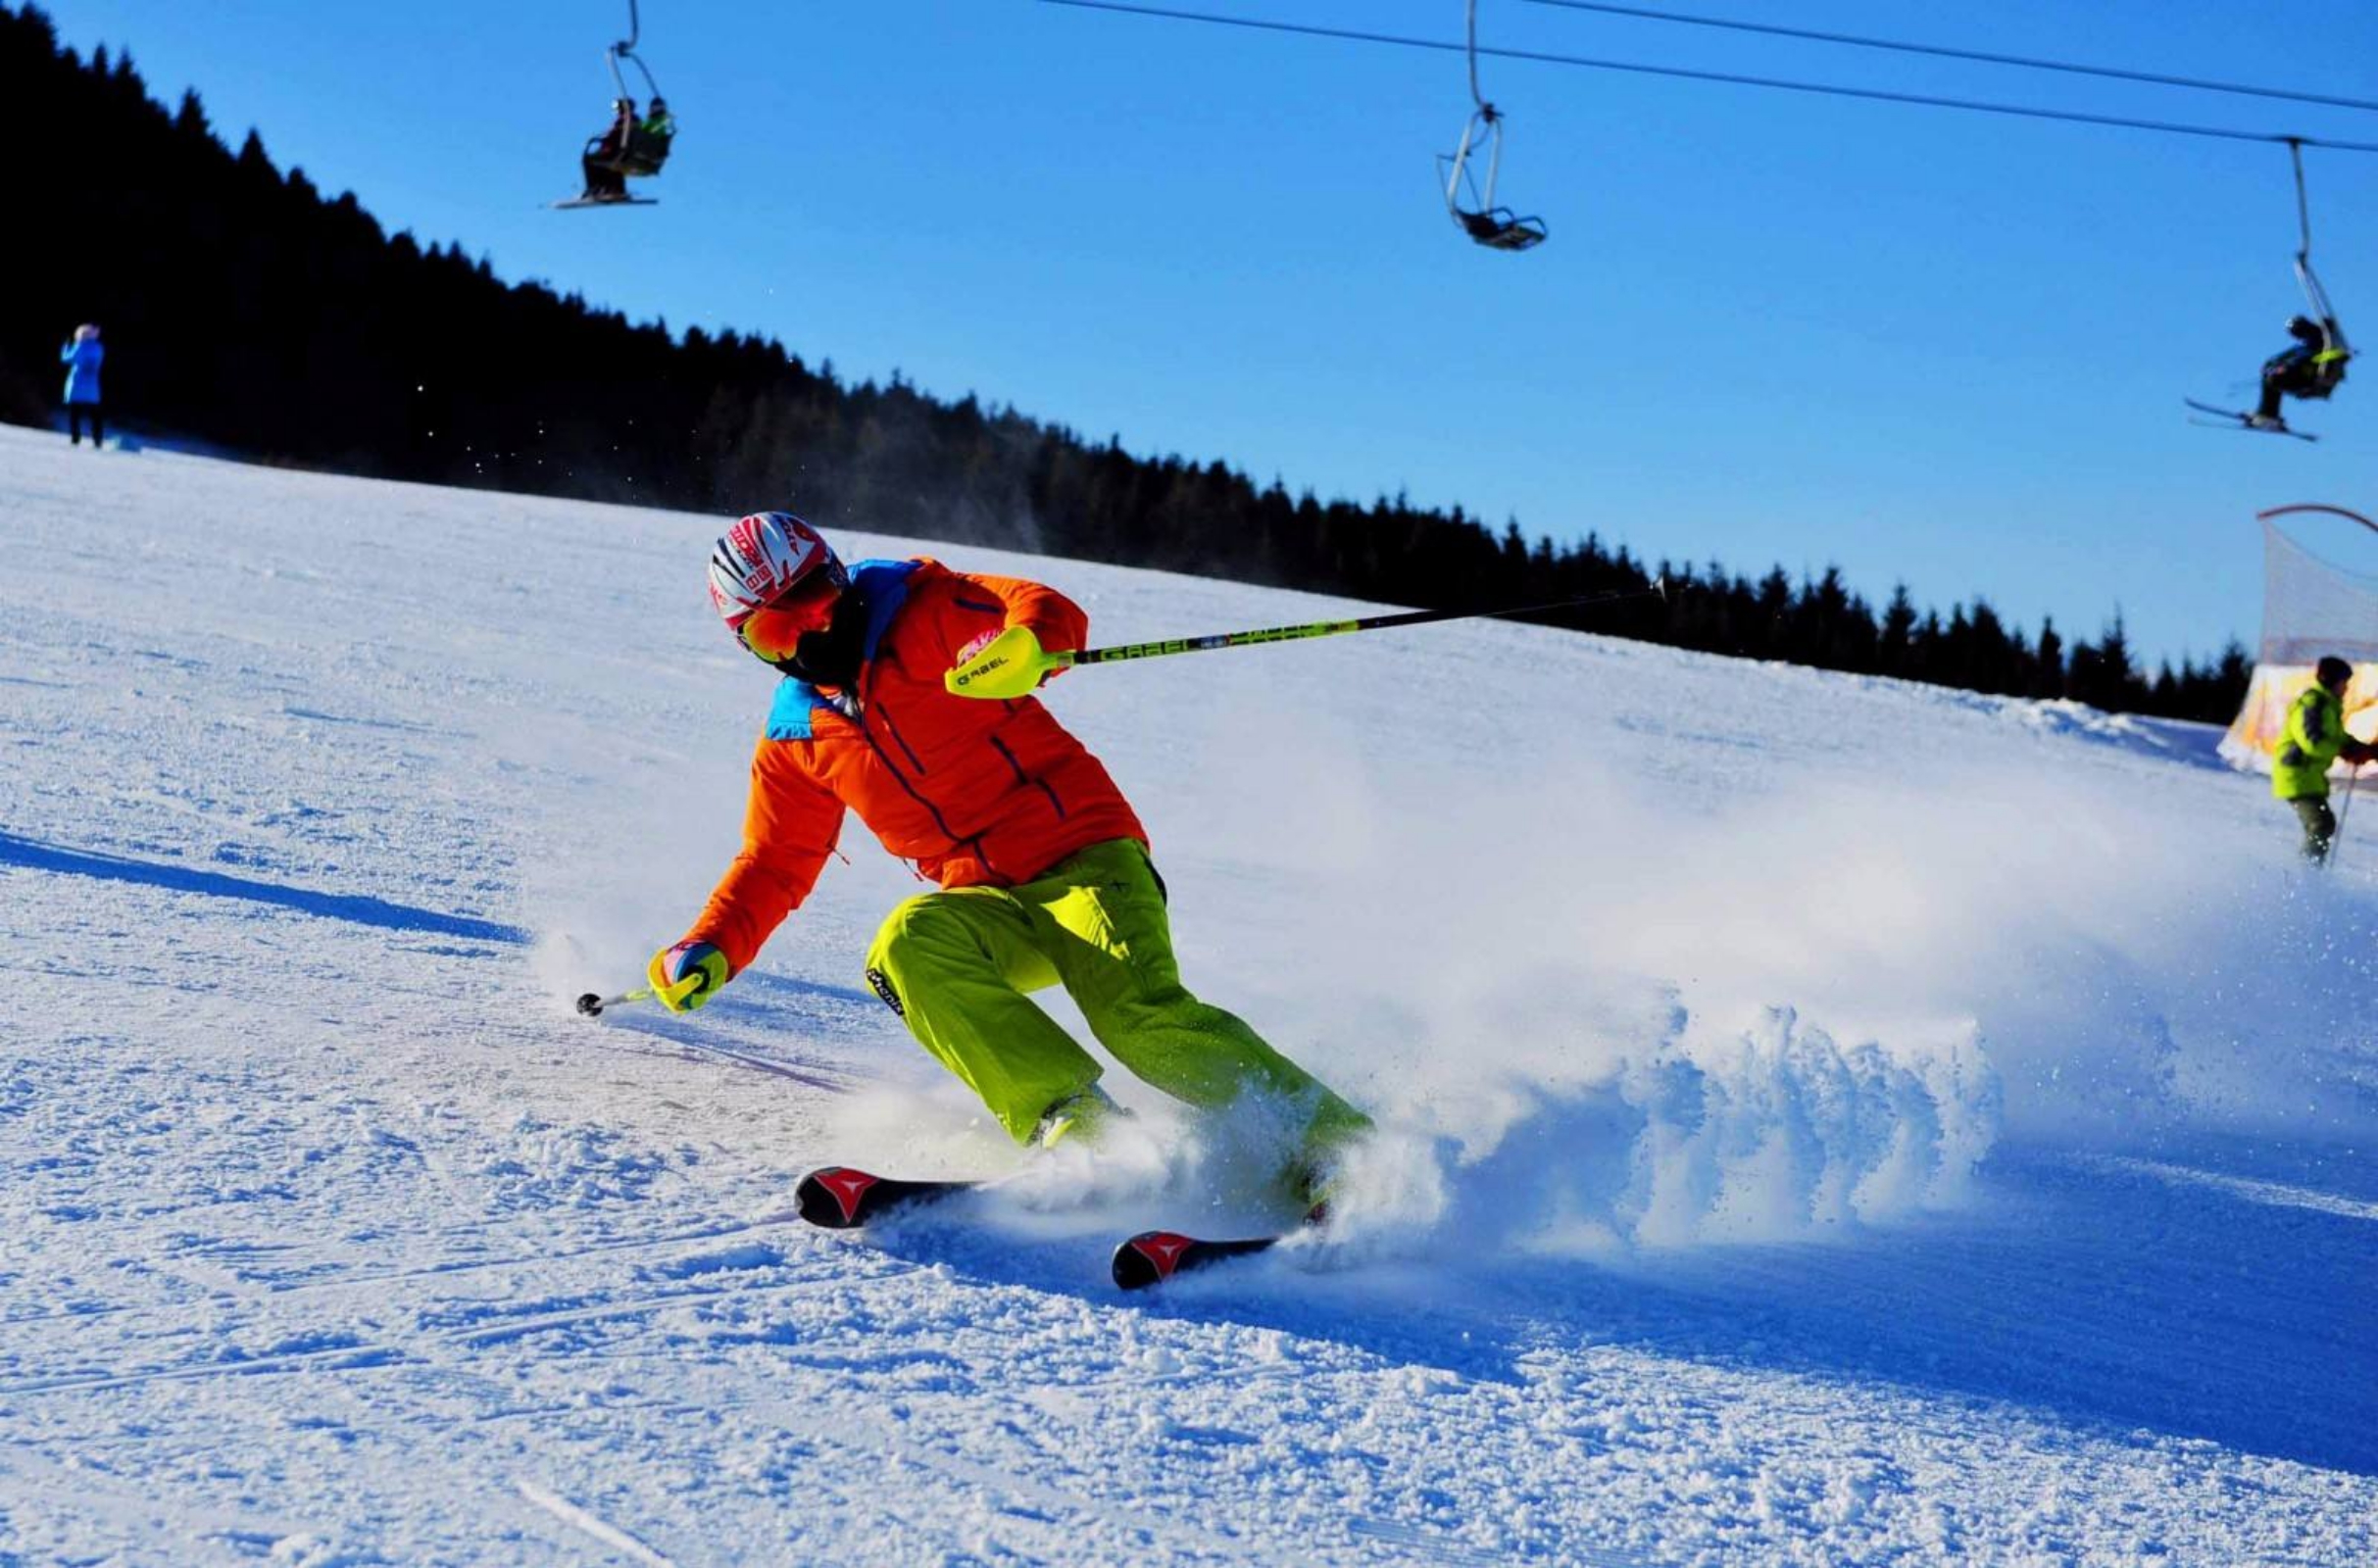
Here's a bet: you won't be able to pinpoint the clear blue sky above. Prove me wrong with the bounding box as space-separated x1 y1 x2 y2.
39 0 2378 666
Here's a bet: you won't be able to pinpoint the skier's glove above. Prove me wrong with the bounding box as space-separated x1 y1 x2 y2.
946 624 1065 700
648 940 730 1012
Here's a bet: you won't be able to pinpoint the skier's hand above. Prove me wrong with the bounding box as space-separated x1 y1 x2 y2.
648 940 730 1012
946 624 1065 700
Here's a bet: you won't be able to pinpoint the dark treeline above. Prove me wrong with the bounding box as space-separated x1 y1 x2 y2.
0 3 2247 722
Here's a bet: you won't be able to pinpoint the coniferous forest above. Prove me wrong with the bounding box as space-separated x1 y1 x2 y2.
0 3 2250 722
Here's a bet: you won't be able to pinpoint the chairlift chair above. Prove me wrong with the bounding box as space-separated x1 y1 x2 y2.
2184 140 2352 435
1440 105 1548 252
558 0 675 208
1438 3 1546 252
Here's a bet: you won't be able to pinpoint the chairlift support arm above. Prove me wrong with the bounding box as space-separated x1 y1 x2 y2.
2283 138 2349 352
605 0 662 101
1444 106 1511 212
2289 138 2314 260
1448 0 1507 211
1466 0 1489 111
608 45 661 101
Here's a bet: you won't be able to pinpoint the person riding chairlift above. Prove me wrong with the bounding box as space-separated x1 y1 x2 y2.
577 96 674 203
2252 313 2350 432
622 97 674 174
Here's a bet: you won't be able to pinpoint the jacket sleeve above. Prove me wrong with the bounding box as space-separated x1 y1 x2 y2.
2287 692 2343 766
964 570 1090 655
682 739 845 972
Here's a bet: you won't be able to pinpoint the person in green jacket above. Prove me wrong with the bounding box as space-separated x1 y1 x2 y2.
2272 655 2378 863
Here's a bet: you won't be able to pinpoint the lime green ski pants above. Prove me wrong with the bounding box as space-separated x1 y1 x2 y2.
864 837 1370 1152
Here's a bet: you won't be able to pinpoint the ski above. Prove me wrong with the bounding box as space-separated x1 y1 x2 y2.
799 1164 1329 1289
1112 1228 1292 1290
794 1165 982 1229
2184 398 2319 442
1113 1195 1333 1289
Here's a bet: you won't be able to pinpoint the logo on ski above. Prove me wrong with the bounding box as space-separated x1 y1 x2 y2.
793 1166 981 1229
817 1168 876 1221
1129 1232 1194 1277
1112 1227 1299 1291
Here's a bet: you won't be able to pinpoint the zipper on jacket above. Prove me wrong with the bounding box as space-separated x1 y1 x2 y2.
877 704 929 774
855 668 995 877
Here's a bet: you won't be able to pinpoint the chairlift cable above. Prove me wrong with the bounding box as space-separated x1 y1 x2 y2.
1519 0 2378 119
1035 0 2378 155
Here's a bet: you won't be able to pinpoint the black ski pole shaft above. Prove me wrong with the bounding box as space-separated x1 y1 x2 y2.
2333 765 2359 868
945 578 1671 697
1067 579 1668 669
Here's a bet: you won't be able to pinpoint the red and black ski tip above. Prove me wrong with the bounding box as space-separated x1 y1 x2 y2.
794 1166 978 1229
1111 1229 1287 1291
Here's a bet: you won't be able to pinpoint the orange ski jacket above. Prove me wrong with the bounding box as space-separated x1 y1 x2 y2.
683 559 1148 971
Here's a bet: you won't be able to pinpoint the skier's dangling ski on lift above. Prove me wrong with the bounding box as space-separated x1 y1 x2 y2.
2186 396 2321 442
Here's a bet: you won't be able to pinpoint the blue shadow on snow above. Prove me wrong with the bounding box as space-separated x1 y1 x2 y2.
0 830 525 945
1537 1138 2378 1477
854 1115 2378 1479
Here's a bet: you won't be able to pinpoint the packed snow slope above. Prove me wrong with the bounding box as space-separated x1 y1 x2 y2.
3 417 2374 1566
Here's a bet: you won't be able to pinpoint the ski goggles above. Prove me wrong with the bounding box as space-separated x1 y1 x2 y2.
736 570 843 664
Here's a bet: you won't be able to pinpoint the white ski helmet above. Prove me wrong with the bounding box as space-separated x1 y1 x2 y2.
707 512 846 635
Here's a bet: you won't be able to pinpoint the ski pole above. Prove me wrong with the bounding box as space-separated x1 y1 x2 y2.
947 578 1668 697
576 986 654 1018
2332 763 2360 868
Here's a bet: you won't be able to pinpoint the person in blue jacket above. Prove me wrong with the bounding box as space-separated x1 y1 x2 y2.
60 323 104 448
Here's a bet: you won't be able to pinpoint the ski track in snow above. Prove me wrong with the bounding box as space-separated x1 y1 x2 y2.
1 422 2373 1565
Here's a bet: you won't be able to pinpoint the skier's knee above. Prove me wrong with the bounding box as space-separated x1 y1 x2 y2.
868 893 941 956
862 902 950 1020
865 893 983 978
1094 982 1227 1054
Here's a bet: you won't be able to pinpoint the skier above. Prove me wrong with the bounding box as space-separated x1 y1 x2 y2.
2271 655 2378 863
577 98 639 203
624 97 674 174
2250 314 2349 433
647 512 1371 1193
59 323 103 448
